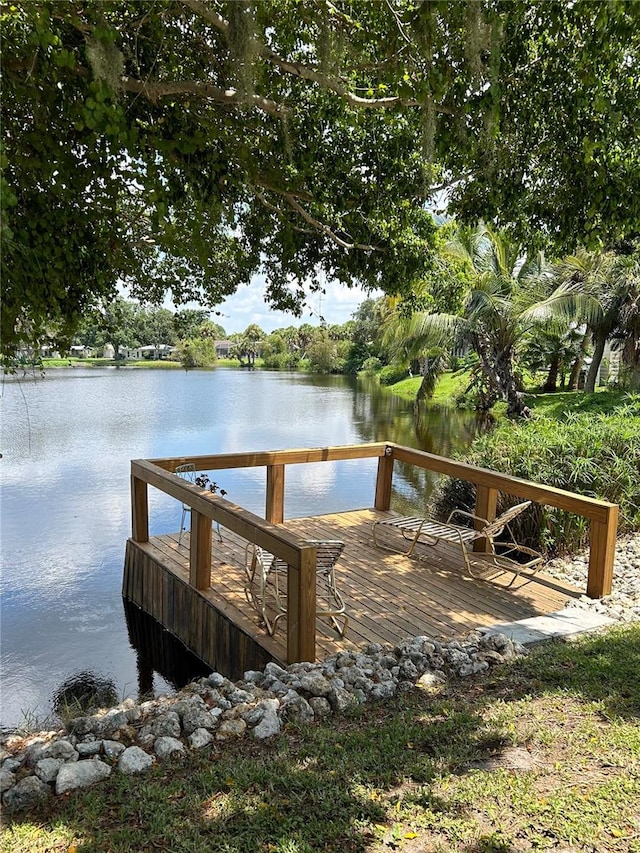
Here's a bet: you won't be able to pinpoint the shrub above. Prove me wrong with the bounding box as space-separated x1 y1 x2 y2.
360 356 382 375
431 397 640 556
379 364 408 386
176 337 217 368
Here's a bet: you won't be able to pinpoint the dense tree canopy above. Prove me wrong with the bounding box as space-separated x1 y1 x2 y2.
3 0 639 358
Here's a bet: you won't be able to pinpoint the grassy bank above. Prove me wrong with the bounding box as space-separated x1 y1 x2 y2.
385 370 473 405
3 623 639 852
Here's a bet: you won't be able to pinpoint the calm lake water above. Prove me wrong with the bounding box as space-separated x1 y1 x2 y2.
1 367 482 730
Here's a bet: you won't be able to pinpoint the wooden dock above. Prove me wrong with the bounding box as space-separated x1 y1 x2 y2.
123 507 581 673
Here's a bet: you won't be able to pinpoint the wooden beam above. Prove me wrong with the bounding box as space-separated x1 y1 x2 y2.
131 475 149 542
391 444 615 522
287 544 317 663
147 442 388 472
374 448 394 511
266 464 285 524
473 485 498 553
189 510 212 590
586 505 618 598
131 459 304 566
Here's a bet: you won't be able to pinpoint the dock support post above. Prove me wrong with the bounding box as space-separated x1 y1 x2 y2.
131 475 149 542
587 505 618 598
190 510 212 590
374 447 394 511
473 485 498 553
287 545 316 663
266 464 285 524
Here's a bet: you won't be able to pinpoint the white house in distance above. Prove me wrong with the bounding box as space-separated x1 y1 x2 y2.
214 340 233 358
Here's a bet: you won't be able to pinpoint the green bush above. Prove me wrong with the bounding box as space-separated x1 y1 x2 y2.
262 351 301 369
431 397 640 556
379 364 408 385
176 337 217 368
360 356 382 375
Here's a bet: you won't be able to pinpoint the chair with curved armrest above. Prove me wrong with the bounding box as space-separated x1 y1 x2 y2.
372 500 543 585
244 540 348 637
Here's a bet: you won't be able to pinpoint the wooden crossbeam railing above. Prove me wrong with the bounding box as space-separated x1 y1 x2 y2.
130 441 619 664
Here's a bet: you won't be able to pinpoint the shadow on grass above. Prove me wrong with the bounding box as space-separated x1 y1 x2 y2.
4 624 639 853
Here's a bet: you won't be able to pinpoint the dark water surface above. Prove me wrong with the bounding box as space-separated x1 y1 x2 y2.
1 367 481 729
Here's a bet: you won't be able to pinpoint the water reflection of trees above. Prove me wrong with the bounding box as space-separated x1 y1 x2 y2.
352 377 491 513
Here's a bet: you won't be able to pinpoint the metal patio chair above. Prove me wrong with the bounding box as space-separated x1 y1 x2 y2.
372 500 543 585
175 463 222 545
243 540 348 637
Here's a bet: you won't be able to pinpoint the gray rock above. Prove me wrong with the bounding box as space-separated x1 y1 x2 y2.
252 713 281 739
3 758 22 773
281 692 315 723
24 738 49 767
118 746 154 775
151 711 182 739
41 739 78 762
188 728 214 749
154 737 186 759
56 759 112 795
77 741 103 757
182 705 217 735
264 661 288 680
3 775 51 811
308 697 332 718
299 673 332 698
243 670 265 684
0 768 16 793
103 740 126 760
35 757 64 783
328 685 355 712
228 688 254 705
101 710 128 733
207 672 227 688
370 681 396 701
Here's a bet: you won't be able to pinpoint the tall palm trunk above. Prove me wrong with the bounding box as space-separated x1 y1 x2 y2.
542 353 560 392
584 332 607 393
568 333 589 390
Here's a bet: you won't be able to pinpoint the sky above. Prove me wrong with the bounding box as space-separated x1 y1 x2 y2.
187 274 380 337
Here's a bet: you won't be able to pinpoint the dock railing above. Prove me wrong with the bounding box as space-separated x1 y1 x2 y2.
130 441 619 663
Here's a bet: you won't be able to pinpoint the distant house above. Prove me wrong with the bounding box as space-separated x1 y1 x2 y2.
69 345 92 358
131 344 176 360
214 340 233 358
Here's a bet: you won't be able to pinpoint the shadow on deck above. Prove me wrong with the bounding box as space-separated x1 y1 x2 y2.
124 508 580 673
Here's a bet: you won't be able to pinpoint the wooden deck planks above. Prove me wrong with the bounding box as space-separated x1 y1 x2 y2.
128 508 581 669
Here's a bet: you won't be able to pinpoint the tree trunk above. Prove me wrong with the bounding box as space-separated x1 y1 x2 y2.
542 353 560 393
568 333 589 390
584 333 607 393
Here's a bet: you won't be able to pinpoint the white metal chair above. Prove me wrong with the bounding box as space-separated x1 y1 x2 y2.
372 500 543 585
243 540 348 637
175 463 222 545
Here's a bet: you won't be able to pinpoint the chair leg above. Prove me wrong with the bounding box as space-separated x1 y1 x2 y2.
178 506 189 546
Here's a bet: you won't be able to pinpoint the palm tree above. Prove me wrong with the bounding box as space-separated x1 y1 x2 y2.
385 224 591 417
555 249 636 393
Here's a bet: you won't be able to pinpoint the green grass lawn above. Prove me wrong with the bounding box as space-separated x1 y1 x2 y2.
386 370 473 405
4 623 639 853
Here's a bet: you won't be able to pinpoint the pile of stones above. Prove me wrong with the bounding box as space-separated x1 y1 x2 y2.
546 531 640 624
1 631 526 812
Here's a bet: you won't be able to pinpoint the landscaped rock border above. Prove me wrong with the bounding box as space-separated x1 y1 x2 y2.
0 631 527 812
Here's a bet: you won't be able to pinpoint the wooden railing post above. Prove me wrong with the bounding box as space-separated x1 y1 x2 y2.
587 505 618 598
266 464 285 524
374 447 394 511
189 510 212 590
286 545 316 663
473 485 498 553
131 474 149 542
